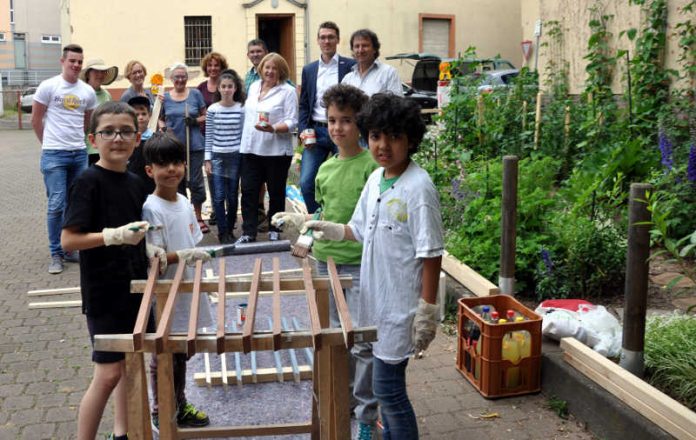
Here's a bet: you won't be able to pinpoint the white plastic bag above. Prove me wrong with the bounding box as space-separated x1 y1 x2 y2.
577 305 622 357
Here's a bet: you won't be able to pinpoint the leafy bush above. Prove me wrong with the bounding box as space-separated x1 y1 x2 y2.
645 313 696 410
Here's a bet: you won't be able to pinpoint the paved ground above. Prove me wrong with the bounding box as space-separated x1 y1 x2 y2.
0 128 595 439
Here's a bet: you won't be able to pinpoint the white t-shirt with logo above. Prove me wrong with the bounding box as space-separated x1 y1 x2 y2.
34 75 97 151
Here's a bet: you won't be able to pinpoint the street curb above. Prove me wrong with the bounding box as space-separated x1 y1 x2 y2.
541 340 673 440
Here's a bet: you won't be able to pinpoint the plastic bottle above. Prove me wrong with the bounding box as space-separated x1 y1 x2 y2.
490 311 500 323
506 309 516 322
498 318 508 324
502 332 520 388
515 316 531 363
480 306 492 323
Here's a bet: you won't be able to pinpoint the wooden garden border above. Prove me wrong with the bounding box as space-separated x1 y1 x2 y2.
442 251 500 297
561 337 696 440
94 256 375 440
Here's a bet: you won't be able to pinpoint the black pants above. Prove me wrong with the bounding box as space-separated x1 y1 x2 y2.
240 153 291 237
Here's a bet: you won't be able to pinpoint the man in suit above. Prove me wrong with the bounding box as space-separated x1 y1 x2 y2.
298 21 356 213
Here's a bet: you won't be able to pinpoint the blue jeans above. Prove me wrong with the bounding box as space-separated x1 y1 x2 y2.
299 125 336 213
40 149 87 257
373 357 419 439
211 152 242 236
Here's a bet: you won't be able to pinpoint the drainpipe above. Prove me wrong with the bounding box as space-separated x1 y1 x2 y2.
304 0 310 65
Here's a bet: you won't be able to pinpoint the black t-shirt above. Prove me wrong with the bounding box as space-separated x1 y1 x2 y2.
127 140 156 195
63 165 149 317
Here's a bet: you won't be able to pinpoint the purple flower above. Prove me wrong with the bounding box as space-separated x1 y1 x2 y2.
659 130 673 173
687 144 696 183
541 248 554 274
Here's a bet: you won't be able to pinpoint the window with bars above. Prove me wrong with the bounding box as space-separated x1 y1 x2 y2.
184 16 212 66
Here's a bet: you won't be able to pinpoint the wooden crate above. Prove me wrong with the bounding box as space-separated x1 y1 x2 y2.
456 295 542 398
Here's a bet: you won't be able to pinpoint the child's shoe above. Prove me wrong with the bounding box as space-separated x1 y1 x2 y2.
177 402 210 427
105 433 128 440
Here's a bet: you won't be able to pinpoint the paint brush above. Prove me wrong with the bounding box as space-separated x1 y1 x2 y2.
291 211 321 258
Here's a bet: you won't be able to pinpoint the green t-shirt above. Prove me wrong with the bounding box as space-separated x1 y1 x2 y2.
85 88 113 155
314 149 378 264
380 173 400 193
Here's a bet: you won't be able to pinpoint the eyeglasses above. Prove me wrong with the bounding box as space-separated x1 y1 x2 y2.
172 75 188 81
96 129 138 140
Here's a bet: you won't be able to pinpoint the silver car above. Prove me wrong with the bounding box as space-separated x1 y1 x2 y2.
20 87 36 113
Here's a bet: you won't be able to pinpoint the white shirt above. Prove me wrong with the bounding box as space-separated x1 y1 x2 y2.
311 53 339 123
33 75 97 150
240 81 298 156
142 193 214 331
341 60 403 97
349 161 444 362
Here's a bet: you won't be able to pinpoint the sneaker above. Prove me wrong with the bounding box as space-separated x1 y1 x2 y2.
151 413 159 434
48 255 64 274
104 433 128 440
177 402 210 427
64 250 79 263
268 231 280 241
356 422 375 440
208 211 217 225
234 234 256 245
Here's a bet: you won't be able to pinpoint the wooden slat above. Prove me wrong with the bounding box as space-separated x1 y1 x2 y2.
326 257 354 349
330 344 351 439
156 352 177 438
94 327 377 354
272 258 282 350
132 259 160 352
131 275 352 294
242 259 262 354
561 338 696 440
27 286 80 296
193 365 313 386
317 348 332 438
441 251 500 297
28 300 81 309
187 261 204 356
177 422 312 439
125 352 153 440
216 259 226 354
302 259 322 350
154 263 186 353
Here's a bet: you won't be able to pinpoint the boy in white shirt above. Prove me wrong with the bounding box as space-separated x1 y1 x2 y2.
141 132 213 430
302 93 444 439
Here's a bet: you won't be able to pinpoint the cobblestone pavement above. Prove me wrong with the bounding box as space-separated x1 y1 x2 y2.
0 129 595 439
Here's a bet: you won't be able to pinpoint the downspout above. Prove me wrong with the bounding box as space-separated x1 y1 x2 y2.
304 0 310 65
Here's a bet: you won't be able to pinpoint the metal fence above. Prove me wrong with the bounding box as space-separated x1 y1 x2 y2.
1 69 59 87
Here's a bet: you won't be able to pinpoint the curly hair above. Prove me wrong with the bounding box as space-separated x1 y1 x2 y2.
356 93 425 155
219 69 246 104
321 84 368 116
200 52 229 76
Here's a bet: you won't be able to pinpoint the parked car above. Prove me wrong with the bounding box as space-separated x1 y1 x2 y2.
386 52 516 94
401 82 438 123
20 88 36 113
475 69 520 93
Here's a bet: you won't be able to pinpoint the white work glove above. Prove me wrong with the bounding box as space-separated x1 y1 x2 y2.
102 221 149 246
146 243 168 274
271 212 307 234
302 220 345 241
412 298 439 353
176 248 212 266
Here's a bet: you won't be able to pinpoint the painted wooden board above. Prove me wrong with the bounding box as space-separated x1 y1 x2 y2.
441 251 500 297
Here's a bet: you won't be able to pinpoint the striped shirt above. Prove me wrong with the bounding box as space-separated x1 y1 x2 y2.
204 102 245 160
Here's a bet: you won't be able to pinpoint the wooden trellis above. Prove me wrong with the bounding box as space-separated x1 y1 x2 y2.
94 256 376 440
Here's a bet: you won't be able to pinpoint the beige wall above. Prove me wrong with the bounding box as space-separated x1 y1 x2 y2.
522 0 692 94
0 0 12 69
65 0 521 91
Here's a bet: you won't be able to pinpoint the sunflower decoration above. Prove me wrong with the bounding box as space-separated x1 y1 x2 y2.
150 73 164 96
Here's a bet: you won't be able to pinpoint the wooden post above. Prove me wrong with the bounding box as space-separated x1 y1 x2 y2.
563 105 571 146
499 156 518 296
125 352 153 440
619 183 652 377
521 100 528 132
533 91 542 149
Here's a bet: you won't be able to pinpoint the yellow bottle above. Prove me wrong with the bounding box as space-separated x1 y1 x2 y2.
502 332 520 388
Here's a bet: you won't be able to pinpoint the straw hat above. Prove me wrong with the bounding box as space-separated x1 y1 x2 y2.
80 59 119 85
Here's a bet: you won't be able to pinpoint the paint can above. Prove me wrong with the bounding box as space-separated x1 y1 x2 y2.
302 128 316 146
237 303 248 326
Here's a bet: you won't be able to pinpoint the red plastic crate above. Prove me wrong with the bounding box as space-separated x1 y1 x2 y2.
456 295 542 398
